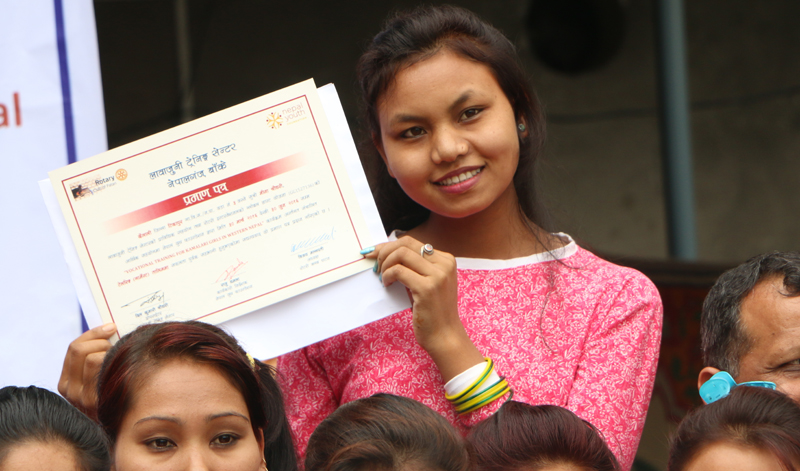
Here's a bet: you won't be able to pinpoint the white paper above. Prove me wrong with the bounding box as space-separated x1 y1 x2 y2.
41 84 410 359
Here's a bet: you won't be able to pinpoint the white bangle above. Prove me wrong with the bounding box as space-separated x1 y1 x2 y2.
444 360 501 397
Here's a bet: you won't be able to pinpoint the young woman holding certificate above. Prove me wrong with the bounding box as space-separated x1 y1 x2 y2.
278 5 662 470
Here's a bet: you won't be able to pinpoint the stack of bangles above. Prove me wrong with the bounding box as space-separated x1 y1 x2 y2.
444 357 512 414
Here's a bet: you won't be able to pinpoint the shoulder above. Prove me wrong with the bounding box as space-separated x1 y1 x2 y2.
569 246 656 289
565 246 663 323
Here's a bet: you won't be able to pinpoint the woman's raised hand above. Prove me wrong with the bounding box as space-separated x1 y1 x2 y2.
363 236 484 381
58 323 116 419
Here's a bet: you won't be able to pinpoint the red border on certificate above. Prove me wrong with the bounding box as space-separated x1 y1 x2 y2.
61 94 365 325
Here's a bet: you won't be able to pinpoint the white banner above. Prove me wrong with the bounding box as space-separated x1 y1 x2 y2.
0 0 106 391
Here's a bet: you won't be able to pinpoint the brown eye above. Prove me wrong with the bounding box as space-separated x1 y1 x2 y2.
460 108 482 121
213 434 239 447
401 126 426 138
146 438 176 450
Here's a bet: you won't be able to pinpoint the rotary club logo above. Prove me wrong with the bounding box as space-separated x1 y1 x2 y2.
266 112 285 129
116 169 128 181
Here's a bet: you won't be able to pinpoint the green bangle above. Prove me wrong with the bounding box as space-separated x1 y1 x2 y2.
445 357 493 403
455 377 509 412
457 382 511 414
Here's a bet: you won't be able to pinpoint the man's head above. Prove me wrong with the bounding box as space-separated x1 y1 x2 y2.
699 252 800 400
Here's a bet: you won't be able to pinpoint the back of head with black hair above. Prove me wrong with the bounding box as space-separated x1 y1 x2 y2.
0 385 110 471
467 401 618 471
305 393 473 471
669 386 800 471
701 251 800 376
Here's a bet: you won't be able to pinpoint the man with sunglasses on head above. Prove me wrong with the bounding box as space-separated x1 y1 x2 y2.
699 252 800 403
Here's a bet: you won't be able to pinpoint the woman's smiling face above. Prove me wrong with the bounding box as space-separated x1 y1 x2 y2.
113 359 264 471
376 49 521 220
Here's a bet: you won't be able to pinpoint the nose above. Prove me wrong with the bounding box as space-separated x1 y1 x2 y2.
184 446 211 471
431 126 468 164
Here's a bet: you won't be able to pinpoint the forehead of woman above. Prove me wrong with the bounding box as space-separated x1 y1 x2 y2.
377 49 506 121
2 441 82 471
683 440 786 471
123 358 251 423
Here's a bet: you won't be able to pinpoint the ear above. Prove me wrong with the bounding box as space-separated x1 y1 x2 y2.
372 133 395 178
257 427 265 457
698 366 721 394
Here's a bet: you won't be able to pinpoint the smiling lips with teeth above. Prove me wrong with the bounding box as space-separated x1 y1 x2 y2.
435 167 483 186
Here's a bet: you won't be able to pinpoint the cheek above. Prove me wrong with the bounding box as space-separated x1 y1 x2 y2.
478 120 518 153
778 381 800 402
113 445 136 471
478 129 520 176
383 148 426 183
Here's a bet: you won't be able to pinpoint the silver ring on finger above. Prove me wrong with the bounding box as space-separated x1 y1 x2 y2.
420 243 434 258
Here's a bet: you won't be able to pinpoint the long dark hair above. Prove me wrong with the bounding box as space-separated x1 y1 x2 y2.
97 321 297 471
669 387 800 471
467 401 619 471
0 385 110 471
305 393 473 471
357 4 550 233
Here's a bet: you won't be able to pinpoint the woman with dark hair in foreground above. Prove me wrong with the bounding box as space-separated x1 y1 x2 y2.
305 394 472 471
669 387 800 471
467 401 618 471
0 385 110 471
96 320 296 471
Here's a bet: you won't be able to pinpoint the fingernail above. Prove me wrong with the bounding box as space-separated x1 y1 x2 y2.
359 246 375 255
102 323 116 332
373 260 378 273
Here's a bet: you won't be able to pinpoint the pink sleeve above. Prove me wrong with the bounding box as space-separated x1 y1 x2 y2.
567 274 663 471
277 346 340 462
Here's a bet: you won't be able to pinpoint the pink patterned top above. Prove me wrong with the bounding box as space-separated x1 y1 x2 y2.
278 237 662 471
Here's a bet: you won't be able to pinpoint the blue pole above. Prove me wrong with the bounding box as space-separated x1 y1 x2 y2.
656 0 698 260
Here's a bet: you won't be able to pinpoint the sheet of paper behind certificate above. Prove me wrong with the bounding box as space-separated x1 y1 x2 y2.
42 82 410 358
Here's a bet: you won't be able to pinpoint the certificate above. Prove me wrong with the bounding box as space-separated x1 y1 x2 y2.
49 79 380 338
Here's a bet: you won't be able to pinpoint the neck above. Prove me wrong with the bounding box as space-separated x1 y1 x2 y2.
406 187 557 259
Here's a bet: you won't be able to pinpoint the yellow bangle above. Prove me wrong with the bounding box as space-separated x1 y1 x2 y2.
455 378 505 412
445 357 493 403
459 385 511 414
457 380 511 414
455 377 508 413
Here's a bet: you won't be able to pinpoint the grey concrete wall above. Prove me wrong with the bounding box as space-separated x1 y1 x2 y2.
97 0 799 265
531 0 800 264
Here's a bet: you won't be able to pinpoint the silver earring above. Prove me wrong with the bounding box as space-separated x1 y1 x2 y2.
518 123 526 132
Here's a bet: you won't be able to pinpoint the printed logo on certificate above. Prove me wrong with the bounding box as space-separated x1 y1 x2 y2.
49 79 374 337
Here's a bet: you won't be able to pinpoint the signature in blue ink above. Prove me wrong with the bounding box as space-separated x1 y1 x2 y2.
291 227 336 253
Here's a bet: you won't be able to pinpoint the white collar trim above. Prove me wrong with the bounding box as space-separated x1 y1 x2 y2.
387 231 578 270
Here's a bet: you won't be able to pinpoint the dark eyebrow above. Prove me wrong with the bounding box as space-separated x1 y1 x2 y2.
449 90 474 112
391 114 422 126
207 411 250 423
389 90 476 126
134 416 183 427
